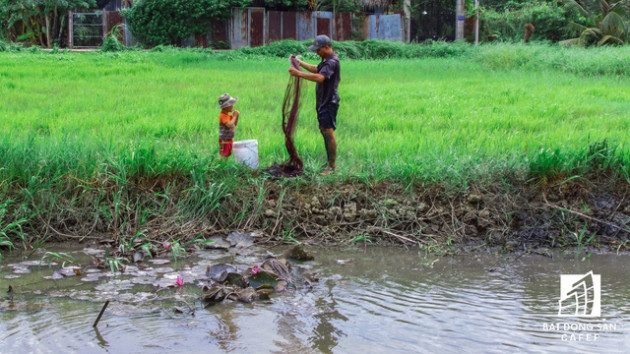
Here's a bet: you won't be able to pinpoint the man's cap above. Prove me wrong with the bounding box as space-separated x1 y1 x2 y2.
217 93 238 109
308 35 332 51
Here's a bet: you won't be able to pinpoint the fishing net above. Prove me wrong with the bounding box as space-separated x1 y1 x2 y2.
264 55 304 177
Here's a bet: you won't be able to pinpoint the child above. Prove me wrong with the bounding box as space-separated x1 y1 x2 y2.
217 93 240 159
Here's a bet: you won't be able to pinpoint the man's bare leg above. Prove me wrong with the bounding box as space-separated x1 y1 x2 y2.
320 128 337 173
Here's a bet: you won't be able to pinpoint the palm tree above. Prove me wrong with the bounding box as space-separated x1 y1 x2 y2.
561 0 630 46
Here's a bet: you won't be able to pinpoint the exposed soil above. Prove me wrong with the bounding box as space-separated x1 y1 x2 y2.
8 175 629 253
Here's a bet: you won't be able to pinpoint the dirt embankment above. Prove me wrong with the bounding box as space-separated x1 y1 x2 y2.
11 176 630 252
243 178 630 252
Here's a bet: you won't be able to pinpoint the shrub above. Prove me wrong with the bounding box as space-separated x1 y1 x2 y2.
239 40 308 57
101 35 125 52
235 39 475 60
479 1 569 42
123 0 249 47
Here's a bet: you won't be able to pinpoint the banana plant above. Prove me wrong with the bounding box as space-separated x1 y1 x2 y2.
561 0 630 46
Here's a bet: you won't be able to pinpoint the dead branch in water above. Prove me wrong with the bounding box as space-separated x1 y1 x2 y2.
93 299 110 328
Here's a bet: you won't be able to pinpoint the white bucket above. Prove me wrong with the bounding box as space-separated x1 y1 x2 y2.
233 139 259 169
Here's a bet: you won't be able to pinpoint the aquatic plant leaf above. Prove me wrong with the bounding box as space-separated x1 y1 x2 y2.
248 271 278 289
207 264 237 282
225 273 248 288
256 288 274 300
262 259 292 282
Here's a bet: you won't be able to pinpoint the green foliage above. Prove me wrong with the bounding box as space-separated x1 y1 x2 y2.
237 39 473 59
41 251 76 267
122 0 250 47
239 40 308 57
478 1 569 42
0 46 629 258
101 29 125 52
178 170 231 221
261 0 310 11
0 199 26 262
105 250 127 274
561 0 630 46
0 0 95 47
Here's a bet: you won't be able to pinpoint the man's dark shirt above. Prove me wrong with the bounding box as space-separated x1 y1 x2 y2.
316 52 340 111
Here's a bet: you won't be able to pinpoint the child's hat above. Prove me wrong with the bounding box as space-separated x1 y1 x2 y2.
217 93 238 109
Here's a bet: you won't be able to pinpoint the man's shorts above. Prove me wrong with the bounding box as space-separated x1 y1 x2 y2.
317 104 338 130
219 139 233 157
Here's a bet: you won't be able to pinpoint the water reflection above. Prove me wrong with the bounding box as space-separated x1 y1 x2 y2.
1 246 630 352
309 283 347 353
93 326 109 348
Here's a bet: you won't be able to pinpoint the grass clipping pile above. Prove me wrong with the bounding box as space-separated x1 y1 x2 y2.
264 55 304 177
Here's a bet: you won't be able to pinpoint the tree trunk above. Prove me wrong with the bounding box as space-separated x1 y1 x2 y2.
59 16 66 47
53 8 59 45
45 14 51 48
36 16 44 46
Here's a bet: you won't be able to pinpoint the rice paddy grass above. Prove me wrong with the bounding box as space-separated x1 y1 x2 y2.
1 47 630 188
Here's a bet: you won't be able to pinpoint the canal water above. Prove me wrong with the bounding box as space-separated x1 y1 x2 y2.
1 245 629 353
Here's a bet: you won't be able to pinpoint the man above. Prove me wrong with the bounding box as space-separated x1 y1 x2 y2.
289 35 340 175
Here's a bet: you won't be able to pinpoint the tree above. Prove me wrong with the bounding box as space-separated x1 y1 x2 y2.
0 0 95 47
122 0 250 47
561 0 630 45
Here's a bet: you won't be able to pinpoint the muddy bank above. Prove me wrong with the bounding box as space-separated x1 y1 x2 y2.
3 175 629 253
243 177 630 252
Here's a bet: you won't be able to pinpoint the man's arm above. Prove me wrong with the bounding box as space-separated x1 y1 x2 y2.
289 67 324 83
298 60 318 73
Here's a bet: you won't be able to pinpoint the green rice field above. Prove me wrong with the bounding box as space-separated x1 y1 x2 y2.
1 45 630 188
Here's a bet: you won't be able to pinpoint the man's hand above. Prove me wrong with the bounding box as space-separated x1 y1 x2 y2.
289 67 301 77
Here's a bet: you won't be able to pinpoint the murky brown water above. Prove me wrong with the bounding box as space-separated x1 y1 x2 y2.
1 245 629 353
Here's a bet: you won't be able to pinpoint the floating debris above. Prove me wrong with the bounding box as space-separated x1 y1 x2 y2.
202 284 230 305
234 288 258 303
148 259 171 265
335 259 353 265
7 285 13 301
261 259 291 283
284 245 314 261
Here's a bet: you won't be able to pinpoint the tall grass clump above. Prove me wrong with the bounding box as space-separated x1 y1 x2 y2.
237 39 474 60
236 40 630 77
239 40 308 57
101 34 125 52
0 40 23 52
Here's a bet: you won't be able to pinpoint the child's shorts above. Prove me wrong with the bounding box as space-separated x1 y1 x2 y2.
219 139 233 157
